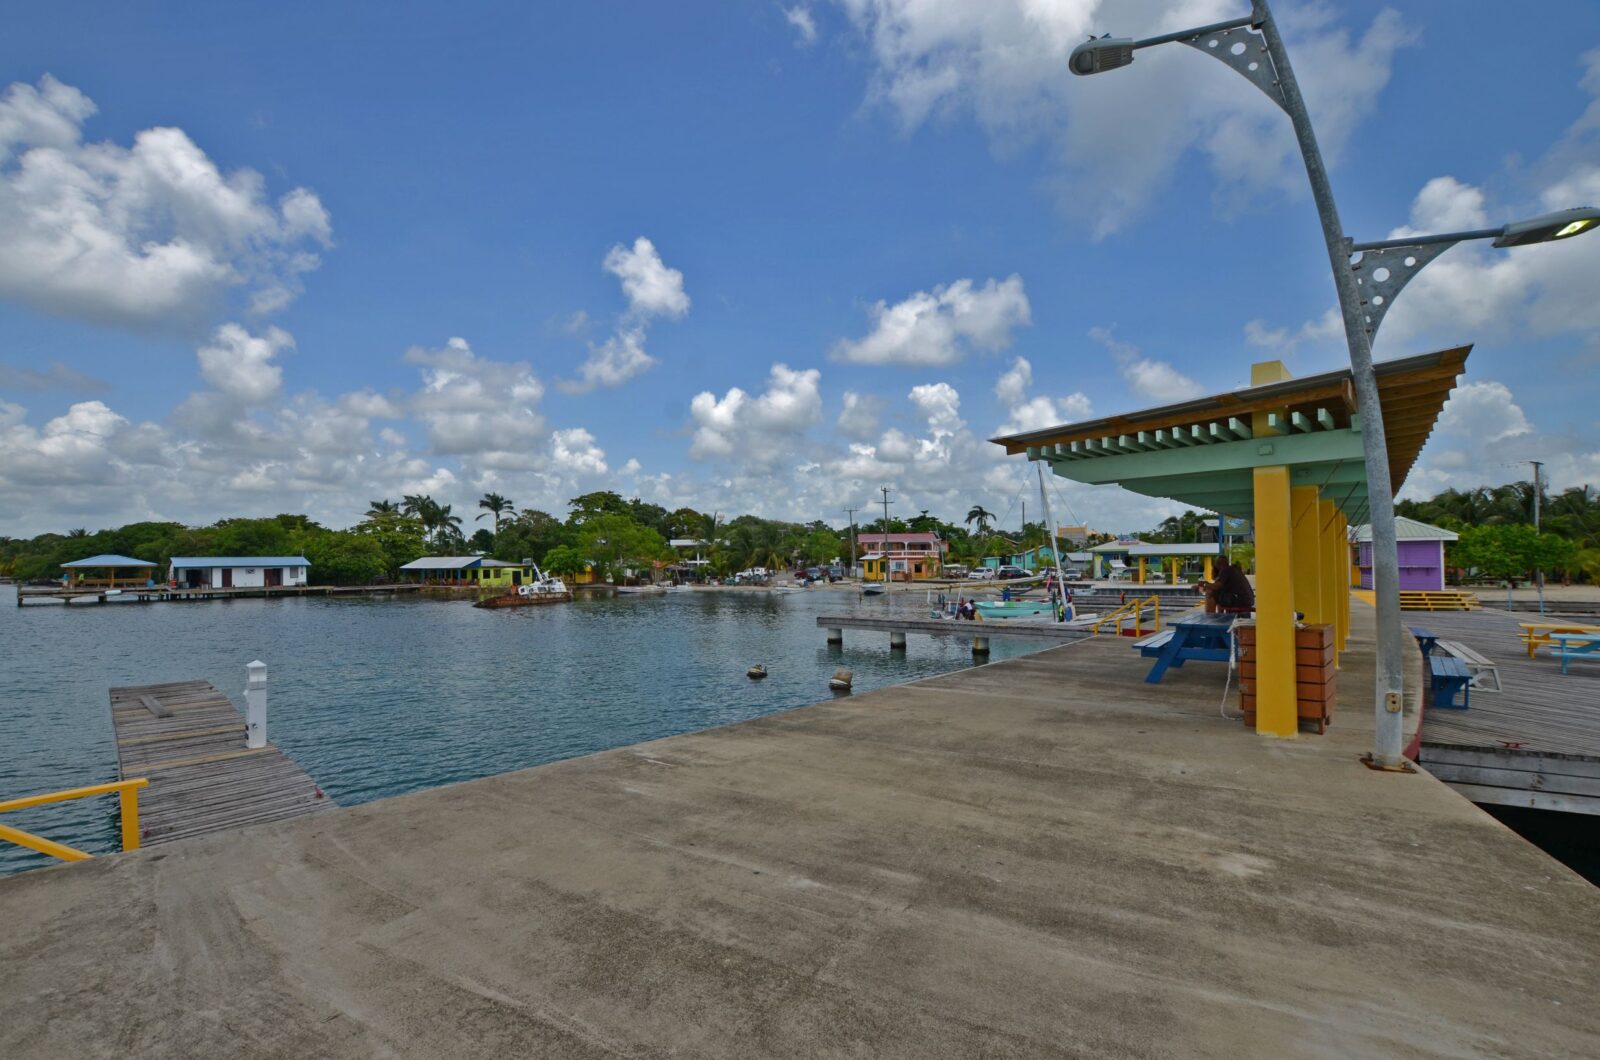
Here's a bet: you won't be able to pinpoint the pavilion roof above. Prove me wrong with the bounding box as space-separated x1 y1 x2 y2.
62 554 156 568
990 346 1470 523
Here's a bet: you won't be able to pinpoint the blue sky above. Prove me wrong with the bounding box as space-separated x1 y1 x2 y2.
2 1 1598 537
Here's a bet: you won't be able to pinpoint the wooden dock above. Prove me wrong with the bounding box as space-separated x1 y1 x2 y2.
817 614 1096 643
109 680 331 846
19 582 444 606
1410 609 1600 815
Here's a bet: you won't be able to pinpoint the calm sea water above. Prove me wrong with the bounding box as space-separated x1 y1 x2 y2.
0 584 1040 875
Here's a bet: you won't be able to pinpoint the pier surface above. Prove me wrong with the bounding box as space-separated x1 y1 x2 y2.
1411 608 1600 814
110 680 330 845
4 607 1598 1058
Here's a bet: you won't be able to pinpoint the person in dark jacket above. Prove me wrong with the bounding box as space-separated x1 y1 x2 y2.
1201 556 1255 613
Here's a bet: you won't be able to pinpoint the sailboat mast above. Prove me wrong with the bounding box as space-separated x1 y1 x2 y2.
1036 460 1068 620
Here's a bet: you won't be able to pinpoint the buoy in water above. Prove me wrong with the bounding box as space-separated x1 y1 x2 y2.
828 667 853 692
747 664 768 679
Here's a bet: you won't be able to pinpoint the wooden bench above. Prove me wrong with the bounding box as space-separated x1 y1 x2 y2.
1133 630 1175 656
1427 654 1472 709
1434 639 1502 693
1519 622 1600 659
1547 634 1600 675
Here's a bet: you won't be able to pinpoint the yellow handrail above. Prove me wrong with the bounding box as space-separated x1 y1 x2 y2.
0 778 150 862
1092 595 1161 638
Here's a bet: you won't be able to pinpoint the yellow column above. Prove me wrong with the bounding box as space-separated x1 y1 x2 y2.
1247 358 1297 737
1336 512 1350 653
1203 555 1214 582
1317 499 1341 667
1253 465 1297 737
1290 486 1322 627
1169 558 1179 584
1138 556 1146 584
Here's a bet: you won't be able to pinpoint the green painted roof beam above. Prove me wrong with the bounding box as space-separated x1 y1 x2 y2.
1047 428 1365 487
1316 407 1336 431
1126 486 1371 519
1291 411 1314 433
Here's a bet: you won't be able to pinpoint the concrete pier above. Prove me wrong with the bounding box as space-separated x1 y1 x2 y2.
2 604 1598 1058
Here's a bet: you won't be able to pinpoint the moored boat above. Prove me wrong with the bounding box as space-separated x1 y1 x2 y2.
473 564 572 608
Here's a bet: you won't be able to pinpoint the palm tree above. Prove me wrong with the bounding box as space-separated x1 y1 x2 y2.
476 493 516 533
400 494 430 519
434 503 464 548
965 505 994 536
367 499 399 519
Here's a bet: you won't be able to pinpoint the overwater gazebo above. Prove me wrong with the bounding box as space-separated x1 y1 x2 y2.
992 346 1470 738
61 554 158 588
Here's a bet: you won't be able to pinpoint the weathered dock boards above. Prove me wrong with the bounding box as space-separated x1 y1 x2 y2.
816 614 1096 642
1413 609 1600 814
109 680 330 845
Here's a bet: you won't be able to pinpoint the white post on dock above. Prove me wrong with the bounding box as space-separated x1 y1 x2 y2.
972 635 990 656
827 627 843 644
244 660 268 749
890 630 907 651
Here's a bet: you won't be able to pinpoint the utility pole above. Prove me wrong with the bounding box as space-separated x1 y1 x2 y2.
844 506 860 577
878 485 894 533
1531 461 1545 615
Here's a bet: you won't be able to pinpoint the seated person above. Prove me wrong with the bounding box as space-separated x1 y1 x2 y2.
1199 557 1255 614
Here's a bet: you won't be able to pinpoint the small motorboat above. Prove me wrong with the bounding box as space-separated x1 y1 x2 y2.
616 584 667 595
773 585 805 594
861 583 887 596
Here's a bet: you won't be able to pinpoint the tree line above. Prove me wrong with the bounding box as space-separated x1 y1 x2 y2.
1396 481 1598 585
0 491 1063 586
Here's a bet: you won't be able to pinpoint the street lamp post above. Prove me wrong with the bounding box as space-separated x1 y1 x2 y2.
1068 0 1598 768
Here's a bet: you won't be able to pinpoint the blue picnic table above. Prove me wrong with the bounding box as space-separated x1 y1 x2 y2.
1408 626 1440 657
1551 632 1600 674
1139 613 1236 684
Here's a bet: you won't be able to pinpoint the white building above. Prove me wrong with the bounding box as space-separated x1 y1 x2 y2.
169 556 312 589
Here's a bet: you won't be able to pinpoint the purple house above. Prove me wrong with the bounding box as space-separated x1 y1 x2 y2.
1351 516 1457 591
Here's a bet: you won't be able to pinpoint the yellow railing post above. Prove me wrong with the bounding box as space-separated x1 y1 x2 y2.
0 778 150 863
120 784 142 852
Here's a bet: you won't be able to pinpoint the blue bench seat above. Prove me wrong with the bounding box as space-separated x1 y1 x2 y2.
1428 654 1471 709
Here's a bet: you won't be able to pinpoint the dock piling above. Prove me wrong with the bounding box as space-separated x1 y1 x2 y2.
972 636 990 656
889 631 907 651
826 627 843 644
245 660 268 750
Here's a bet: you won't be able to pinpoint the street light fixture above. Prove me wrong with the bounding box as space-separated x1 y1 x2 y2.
1064 0 1598 769
1350 207 1600 342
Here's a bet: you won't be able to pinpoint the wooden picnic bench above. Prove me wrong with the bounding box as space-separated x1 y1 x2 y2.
1518 621 1600 659
1433 638 1502 692
1427 654 1473 709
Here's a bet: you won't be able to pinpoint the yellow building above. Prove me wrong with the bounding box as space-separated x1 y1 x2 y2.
399 556 544 586
858 532 947 581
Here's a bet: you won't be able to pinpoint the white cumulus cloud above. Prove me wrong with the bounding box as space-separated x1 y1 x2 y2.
603 236 690 320
0 75 332 332
690 363 823 466
832 274 1030 366
835 1 1415 236
196 323 293 404
550 427 608 475
1089 327 1204 405
785 5 820 46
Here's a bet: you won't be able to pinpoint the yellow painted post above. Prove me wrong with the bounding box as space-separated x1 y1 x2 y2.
1169 558 1179 584
1331 515 1344 656
1203 555 1214 582
1253 465 1297 738
1318 499 1341 667
1290 486 1322 626
1138 556 1147 584
120 784 142 851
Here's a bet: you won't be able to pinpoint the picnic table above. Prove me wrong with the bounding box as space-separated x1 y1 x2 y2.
1518 621 1600 659
1550 632 1600 675
1138 613 1235 684
1408 626 1440 657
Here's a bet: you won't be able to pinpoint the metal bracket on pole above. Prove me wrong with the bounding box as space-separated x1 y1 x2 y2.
1179 25 1288 113
1347 240 1458 342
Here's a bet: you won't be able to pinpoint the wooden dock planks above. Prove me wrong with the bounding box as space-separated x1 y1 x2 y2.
109 679 331 846
1412 609 1600 814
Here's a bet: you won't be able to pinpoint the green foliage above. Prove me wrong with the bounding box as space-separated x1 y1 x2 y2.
1449 524 1576 583
297 531 386 585
349 514 428 577
576 513 670 578
540 545 587 576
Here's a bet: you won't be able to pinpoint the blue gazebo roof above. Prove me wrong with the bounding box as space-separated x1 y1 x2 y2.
62 554 156 568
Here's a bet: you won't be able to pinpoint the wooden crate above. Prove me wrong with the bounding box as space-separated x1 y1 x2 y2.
1237 624 1336 734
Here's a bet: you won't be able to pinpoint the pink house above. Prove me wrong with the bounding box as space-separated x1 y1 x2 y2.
1351 516 1457 591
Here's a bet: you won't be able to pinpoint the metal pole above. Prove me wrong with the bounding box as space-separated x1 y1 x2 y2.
844 507 859 578
1254 0 1408 765
1532 460 1545 614
1254 0 1407 765
1036 461 1069 618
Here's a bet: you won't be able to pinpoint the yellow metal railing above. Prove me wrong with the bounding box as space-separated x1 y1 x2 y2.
0 779 150 863
1093 595 1161 638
